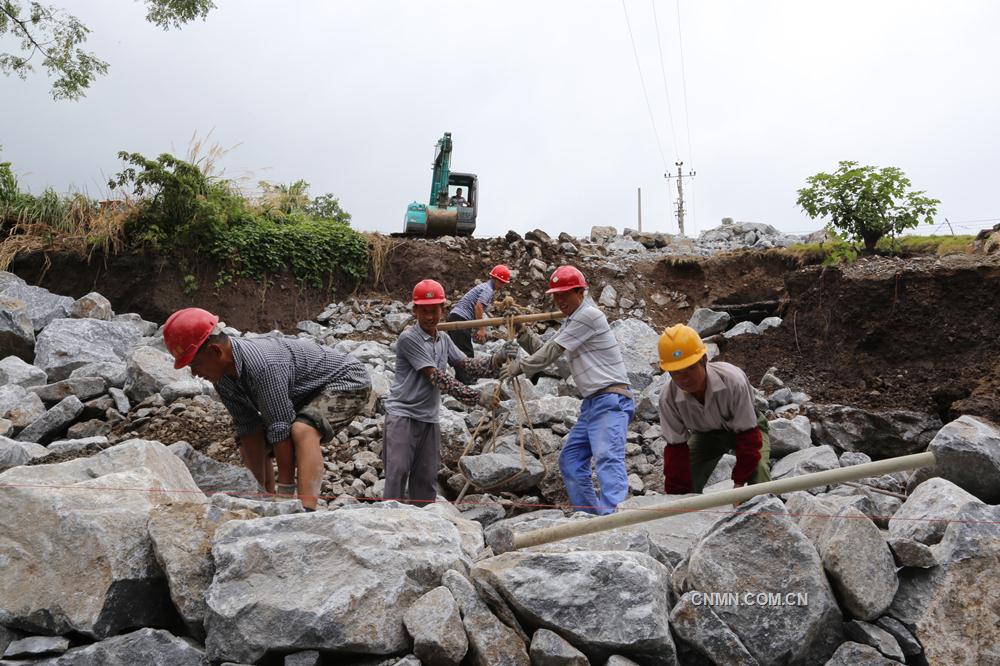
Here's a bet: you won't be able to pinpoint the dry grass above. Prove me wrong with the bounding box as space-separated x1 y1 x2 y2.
366 232 402 289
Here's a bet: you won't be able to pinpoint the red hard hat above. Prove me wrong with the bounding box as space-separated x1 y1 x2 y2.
546 265 588 293
489 264 511 284
412 279 446 305
163 307 219 369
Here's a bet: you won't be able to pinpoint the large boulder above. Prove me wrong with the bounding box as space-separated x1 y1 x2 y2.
669 591 758 665
926 414 1000 502
204 507 470 664
806 404 941 458
0 384 46 429
770 445 840 483
0 440 205 637
618 494 723 567
529 628 589 666
818 507 898 620
124 346 191 403
439 408 473 468
14 628 205 666
0 355 48 388
619 347 656 391
68 292 113 321
403 586 468 666
0 283 73 331
68 361 128 388
687 308 731 337
0 436 48 471
768 416 813 457
30 377 107 404
442 569 529 666
168 441 263 497
681 496 843 665
0 296 36 361
472 551 677 665
520 396 581 428
888 477 982 546
15 395 84 445
33 318 144 381
459 452 545 494
610 318 660 365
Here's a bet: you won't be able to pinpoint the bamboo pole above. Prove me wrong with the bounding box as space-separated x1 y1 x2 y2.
436 311 565 331
509 451 935 551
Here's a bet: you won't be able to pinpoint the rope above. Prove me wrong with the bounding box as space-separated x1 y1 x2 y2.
621 0 670 173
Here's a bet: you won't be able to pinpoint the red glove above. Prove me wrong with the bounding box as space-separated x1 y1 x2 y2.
663 443 692 494
732 427 763 485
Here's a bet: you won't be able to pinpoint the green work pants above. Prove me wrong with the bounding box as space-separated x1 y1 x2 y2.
689 412 771 493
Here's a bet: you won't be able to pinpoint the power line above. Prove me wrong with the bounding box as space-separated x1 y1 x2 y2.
649 0 679 156
621 0 670 172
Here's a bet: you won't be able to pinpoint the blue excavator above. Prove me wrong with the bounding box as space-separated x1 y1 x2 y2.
402 132 478 236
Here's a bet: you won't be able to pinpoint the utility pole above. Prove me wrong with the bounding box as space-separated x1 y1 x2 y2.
665 161 696 236
637 187 642 232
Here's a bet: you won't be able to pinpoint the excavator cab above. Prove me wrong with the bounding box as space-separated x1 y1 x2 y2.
402 133 478 236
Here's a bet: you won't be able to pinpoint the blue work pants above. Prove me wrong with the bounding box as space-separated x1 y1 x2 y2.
559 392 635 515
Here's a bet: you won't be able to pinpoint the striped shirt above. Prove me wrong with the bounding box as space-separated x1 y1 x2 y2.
450 280 496 321
552 300 630 398
657 361 758 444
215 336 371 445
385 324 466 423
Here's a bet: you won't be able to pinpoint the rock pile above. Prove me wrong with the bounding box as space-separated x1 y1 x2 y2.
1 272 998 664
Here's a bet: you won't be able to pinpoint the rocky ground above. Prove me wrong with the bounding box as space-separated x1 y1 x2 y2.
0 220 998 665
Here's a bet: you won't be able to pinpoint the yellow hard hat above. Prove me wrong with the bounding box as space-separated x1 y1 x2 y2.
658 324 707 372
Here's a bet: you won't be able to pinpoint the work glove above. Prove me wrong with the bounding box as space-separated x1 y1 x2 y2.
492 340 519 365
499 359 523 384
478 386 500 411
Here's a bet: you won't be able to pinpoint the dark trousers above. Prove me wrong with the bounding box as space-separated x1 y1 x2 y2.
382 413 441 504
446 312 475 385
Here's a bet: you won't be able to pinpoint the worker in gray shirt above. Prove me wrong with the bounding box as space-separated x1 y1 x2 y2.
502 265 634 515
164 307 371 510
383 279 516 504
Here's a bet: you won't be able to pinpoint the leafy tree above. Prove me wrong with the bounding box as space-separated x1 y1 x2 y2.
0 0 214 100
305 192 351 225
257 179 352 225
796 161 940 252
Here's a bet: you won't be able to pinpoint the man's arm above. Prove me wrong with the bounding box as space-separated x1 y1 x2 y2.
474 301 487 344
248 366 299 447
658 385 693 494
420 366 496 409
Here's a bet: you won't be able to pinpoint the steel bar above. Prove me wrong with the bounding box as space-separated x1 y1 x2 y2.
436 311 565 331
512 451 935 550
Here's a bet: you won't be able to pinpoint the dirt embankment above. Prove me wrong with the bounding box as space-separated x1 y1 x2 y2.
722 254 1000 424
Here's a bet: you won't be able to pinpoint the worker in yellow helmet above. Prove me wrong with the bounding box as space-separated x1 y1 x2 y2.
656 324 771 494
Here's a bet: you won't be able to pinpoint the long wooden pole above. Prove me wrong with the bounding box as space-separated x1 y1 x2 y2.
436 311 565 331
509 451 935 551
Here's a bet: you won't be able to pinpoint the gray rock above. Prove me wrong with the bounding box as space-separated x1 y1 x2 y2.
758 316 782 332
683 496 842 665
161 379 207 404
296 320 324 336
30 377 106 404
403 586 468 666
687 308 731 337
887 537 938 568
111 313 159 338
2 635 70 658
889 477 982 545
619 347 656 391
168 441 263 498
204 508 471 664
457 494 507 528
441 569 529 666
818 508 898 620
806 404 941 459
124 346 191 403
473 551 677 665
844 620 904 662
768 416 812 457
926 414 1000 502
0 418 11 437
0 626 15 657
108 386 131 414
69 361 127 388
68 292 113 320
784 491 879 547
0 440 205 637
17 628 205 665
529 628 589 666
459 452 545 493
2 436 60 469
930 501 1000 566
148 502 258 639
33 318 144 381
385 313 411 334
669 591 759 665
356 317 374 333
722 321 762 338
618 494 723 567
771 445 840 484
0 296 36 361
839 451 872 467
610 318 660 365
15 395 84 444
590 226 618 242
873 617 923 658
767 387 794 409
66 419 112 439
0 384 46 428
823 642 902 665
209 492 304 517
607 237 646 253
520 395 581 428
598 285 618 308
605 658 642 666
439 408 473 467
0 283 72 331
46 435 111 456
0 355 48 388
635 373 668 421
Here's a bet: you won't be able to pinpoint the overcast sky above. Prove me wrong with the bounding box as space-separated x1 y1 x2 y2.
3 0 999 239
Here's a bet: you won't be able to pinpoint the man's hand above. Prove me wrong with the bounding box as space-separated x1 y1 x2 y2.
478 386 500 410
474 327 487 344
499 359 523 384
493 340 518 364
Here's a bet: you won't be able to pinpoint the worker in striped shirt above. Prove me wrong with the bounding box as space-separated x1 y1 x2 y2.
163 308 371 511
446 264 511 384
502 265 635 515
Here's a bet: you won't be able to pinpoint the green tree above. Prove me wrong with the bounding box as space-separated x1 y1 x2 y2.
796 161 940 252
258 179 311 216
0 0 214 100
305 192 351 225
